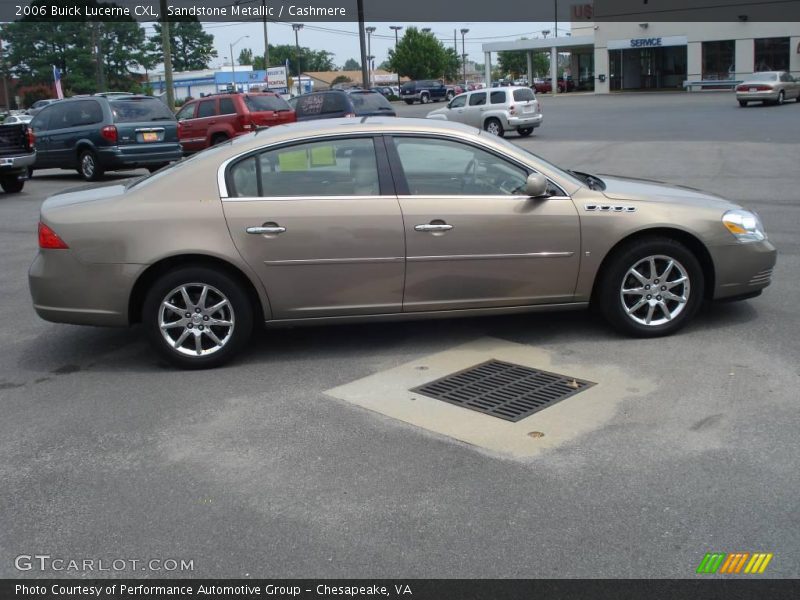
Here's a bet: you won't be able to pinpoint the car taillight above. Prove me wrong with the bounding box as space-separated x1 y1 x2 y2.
239 114 253 130
100 125 117 143
509 104 516 114
26 127 35 149
38 222 69 249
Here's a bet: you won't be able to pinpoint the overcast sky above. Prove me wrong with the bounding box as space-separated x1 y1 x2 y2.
186 21 563 69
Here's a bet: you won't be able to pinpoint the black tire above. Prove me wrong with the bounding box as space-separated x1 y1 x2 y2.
517 127 534 137
596 237 704 338
210 133 228 146
738 100 748 107
420 93 430 104
404 99 414 105
484 117 504 137
776 91 785 105
796 94 800 103
142 266 254 369
79 149 104 181
27 167 34 178
1 175 24 193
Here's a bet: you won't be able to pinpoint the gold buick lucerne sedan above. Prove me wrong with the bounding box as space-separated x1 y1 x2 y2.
29 119 777 368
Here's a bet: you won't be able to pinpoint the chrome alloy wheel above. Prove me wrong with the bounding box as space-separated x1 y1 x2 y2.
158 283 235 356
620 255 690 326
81 153 95 178
485 120 501 135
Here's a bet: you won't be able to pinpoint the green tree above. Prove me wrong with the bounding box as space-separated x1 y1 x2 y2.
342 58 361 71
150 18 217 72
387 27 457 80
498 43 550 79
238 48 254 66
1 3 151 95
331 75 352 87
239 45 334 72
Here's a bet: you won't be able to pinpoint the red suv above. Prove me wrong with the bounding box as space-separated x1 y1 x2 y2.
176 92 296 153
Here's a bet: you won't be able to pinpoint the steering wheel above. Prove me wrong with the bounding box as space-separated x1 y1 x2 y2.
461 158 477 193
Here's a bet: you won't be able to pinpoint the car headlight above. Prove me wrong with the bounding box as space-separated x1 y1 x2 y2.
722 209 766 242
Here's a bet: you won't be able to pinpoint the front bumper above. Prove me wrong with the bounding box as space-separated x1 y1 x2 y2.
97 144 182 169
29 250 142 327
709 239 777 300
507 114 544 129
0 151 36 173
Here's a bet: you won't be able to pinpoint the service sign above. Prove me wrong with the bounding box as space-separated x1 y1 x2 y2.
607 35 688 50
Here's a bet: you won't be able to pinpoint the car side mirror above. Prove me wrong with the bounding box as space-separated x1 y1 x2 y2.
525 173 549 198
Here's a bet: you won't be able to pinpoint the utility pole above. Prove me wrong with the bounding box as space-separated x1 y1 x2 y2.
159 0 174 111
365 26 375 88
555 0 559 38
390 26 402 91
357 0 368 92
268 0 269 69
460 29 469 85
292 24 303 95
0 37 9 111
96 22 106 93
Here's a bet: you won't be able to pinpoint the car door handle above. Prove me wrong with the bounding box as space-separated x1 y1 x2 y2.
246 225 286 235
415 223 453 232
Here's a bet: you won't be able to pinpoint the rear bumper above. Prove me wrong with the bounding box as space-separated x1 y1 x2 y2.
0 151 36 173
97 144 182 168
710 240 777 300
29 250 141 327
736 90 779 102
506 114 543 129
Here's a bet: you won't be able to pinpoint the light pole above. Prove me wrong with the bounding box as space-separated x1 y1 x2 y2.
389 26 402 91
292 23 304 95
229 35 249 92
262 0 269 69
365 26 376 88
460 28 469 85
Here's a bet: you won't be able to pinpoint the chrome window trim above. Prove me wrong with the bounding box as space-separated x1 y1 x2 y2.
222 195 388 203
217 130 575 199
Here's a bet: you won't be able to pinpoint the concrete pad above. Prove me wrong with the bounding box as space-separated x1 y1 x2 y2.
325 337 655 459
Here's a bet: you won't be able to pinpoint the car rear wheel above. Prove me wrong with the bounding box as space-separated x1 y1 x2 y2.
79 150 104 181
1 175 24 193
420 93 430 104
484 118 504 137
142 267 254 369
738 100 748 107
776 91 785 105
597 237 704 337
517 127 534 137
404 99 414 105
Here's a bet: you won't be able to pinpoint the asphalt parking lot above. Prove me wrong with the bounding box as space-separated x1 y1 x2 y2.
1 92 798 578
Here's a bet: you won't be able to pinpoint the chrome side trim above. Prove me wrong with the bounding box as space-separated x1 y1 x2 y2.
223 195 387 202
408 252 573 262
263 256 404 266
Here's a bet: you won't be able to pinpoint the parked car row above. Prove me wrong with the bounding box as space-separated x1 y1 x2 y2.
400 80 456 104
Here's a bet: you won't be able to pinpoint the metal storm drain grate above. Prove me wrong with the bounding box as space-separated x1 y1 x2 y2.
411 360 595 422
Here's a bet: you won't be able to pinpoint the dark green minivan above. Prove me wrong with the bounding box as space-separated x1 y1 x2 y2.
29 95 182 181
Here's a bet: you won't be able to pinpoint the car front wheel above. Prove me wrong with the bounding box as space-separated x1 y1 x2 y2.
142 267 254 369
597 238 704 337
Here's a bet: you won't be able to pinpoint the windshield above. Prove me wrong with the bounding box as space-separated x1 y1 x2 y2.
245 95 292 112
349 92 394 113
747 72 779 81
487 134 585 189
111 98 176 123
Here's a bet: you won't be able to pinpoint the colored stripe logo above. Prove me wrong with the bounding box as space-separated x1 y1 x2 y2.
697 552 773 574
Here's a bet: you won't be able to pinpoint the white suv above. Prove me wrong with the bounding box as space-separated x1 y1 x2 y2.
425 86 543 137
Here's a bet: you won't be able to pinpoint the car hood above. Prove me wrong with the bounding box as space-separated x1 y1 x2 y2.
426 106 449 119
599 174 738 210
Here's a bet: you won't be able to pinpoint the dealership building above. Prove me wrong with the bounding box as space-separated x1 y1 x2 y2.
482 10 800 94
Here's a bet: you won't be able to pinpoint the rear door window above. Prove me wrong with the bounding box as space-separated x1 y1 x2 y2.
219 98 236 115
244 95 291 112
196 100 217 119
69 100 103 126
469 92 487 106
295 94 325 117
490 91 506 104
322 93 349 115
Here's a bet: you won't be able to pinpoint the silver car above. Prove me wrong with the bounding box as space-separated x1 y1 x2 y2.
29 118 776 369
426 86 543 137
736 71 800 106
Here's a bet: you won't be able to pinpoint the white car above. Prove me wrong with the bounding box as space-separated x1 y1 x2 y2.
3 114 33 125
426 86 543 137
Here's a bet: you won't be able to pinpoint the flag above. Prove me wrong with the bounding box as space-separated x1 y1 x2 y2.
52 65 63 99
